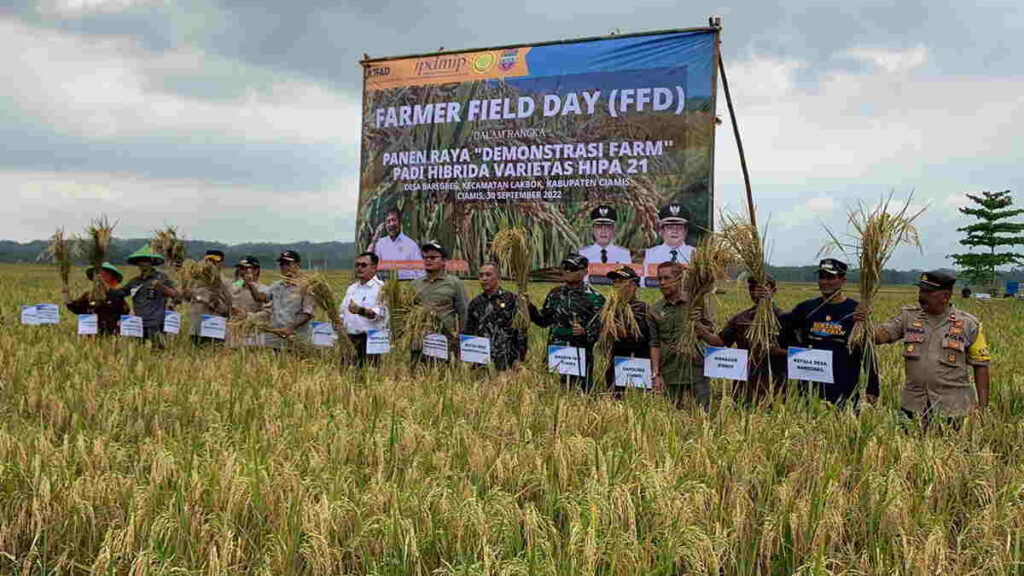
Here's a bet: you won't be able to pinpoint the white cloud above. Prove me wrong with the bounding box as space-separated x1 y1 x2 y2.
847 44 928 74
37 0 167 18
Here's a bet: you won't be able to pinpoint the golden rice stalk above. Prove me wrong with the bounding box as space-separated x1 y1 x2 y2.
822 192 924 366
291 272 356 358
677 232 735 358
721 213 780 365
491 226 532 333
598 283 642 356
178 259 221 292
84 216 115 300
382 270 417 336
47 228 74 289
227 310 273 340
151 226 187 267
395 303 444 352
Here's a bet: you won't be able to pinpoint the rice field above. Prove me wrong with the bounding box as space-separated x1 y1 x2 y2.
1 263 1023 575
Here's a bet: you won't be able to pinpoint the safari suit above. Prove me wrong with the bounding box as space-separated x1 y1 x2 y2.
877 305 991 417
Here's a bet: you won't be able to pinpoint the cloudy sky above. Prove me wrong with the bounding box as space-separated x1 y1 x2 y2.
3 0 1022 268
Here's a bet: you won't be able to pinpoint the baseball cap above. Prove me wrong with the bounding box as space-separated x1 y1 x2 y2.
817 258 848 276
561 253 589 271
658 203 690 224
237 255 261 268
918 271 956 291
606 265 641 283
590 205 617 224
420 240 447 258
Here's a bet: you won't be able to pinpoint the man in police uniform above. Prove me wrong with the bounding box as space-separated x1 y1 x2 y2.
866 271 991 424
643 203 696 287
529 253 606 391
579 205 632 265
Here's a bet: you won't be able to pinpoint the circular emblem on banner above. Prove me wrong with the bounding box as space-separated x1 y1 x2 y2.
499 49 518 72
473 53 496 73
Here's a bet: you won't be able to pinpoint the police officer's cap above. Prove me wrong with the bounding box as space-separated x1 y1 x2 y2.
590 205 617 224
918 271 956 291
817 258 848 276
276 250 301 264
561 253 589 271
420 240 447 258
237 255 261 268
658 203 690 224
606 265 641 283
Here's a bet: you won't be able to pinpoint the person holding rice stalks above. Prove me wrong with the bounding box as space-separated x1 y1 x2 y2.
409 241 468 362
528 253 606 391
245 250 314 349
643 204 696 287
110 245 181 344
341 251 388 365
63 262 129 336
782 258 879 407
857 271 991 427
599 265 658 396
464 262 528 371
372 206 424 280
228 256 270 346
651 262 718 411
182 250 232 346
703 275 788 406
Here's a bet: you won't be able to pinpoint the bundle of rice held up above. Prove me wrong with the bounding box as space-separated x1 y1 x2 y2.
382 271 416 334
598 282 643 356
84 216 115 300
291 272 356 358
721 213 780 363
178 259 221 291
676 232 735 358
823 193 923 368
490 226 531 333
151 226 187 267
47 228 74 289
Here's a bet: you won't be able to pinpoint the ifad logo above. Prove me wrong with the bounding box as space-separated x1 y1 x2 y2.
472 52 497 74
498 49 518 72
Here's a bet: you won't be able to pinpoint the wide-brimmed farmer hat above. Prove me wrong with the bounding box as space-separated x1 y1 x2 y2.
85 261 124 282
126 244 165 265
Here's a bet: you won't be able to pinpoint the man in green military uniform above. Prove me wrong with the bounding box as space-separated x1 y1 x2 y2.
410 241 468 362
651 262 717 410
861 271 991 426
529 253 606 391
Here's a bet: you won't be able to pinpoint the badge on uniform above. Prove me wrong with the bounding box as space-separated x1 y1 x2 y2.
911 321 923 328
946 353 957 363
905 332 924 343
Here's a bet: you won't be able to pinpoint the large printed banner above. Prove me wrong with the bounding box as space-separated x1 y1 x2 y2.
358 29 719 279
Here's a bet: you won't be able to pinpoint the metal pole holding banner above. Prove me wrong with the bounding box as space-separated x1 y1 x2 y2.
712 16 758 231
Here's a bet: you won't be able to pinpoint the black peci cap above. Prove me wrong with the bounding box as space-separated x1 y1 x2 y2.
277 250 301 264
606 264 641 283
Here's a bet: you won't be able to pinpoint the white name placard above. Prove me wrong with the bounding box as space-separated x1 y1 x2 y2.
35 303 60 325
120 315 144 338
78 314 99 335
459 334 491 365
787 347 834 384
422 333 449 360
310 321 338 348
163 311 182 334
199 314 227 340
366 329 391 355
704 347 750 381
614 357 653 389
20 305 40 326
548 345 586 377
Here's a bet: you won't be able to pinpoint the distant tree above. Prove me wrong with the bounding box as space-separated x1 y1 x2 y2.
948 190 1024 288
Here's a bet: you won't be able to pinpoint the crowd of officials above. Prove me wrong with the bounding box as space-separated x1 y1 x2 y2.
64 239 992 427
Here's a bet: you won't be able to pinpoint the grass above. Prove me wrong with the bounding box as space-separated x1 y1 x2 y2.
0 264 1022 574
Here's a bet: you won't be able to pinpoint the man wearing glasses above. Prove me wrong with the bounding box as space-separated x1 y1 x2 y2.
528 253 606 391
341 251 388 365
410 241 468 361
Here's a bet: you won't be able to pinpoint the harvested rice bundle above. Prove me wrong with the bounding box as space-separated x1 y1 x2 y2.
47 228 74 289
381 271 416 335
178 259 221 292
677 232 735 358
84 216 115 300
823 193 923 367
227 310 273 342
291 272 356 358
151 226 187 268
721 214 780 365
491 226 532 333
395 303 445 353
597 283 642 356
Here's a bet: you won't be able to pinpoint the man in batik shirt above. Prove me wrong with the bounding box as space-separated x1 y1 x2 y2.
463 262 527 370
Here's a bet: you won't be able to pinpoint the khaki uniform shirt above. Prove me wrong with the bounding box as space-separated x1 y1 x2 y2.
652 293 715 389
411 271 468 335
187 280 232 336
228 281 270 346
877 305 991 416
265 280 315 348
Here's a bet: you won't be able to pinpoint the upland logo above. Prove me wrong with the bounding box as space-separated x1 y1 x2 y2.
414 54 469 76
498 49 519 71
472 52 496 74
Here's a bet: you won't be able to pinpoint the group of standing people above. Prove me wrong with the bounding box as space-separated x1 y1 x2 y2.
62 237 992 424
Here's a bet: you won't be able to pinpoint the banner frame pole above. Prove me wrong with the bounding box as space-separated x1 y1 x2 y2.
716 32 757 230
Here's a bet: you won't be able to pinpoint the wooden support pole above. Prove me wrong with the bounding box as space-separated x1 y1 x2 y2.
717 47 757 231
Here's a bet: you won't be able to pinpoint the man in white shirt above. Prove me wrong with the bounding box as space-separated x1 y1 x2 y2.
341 251 388 365
643 203 696 287
579 205 632 285
372 206 424 280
